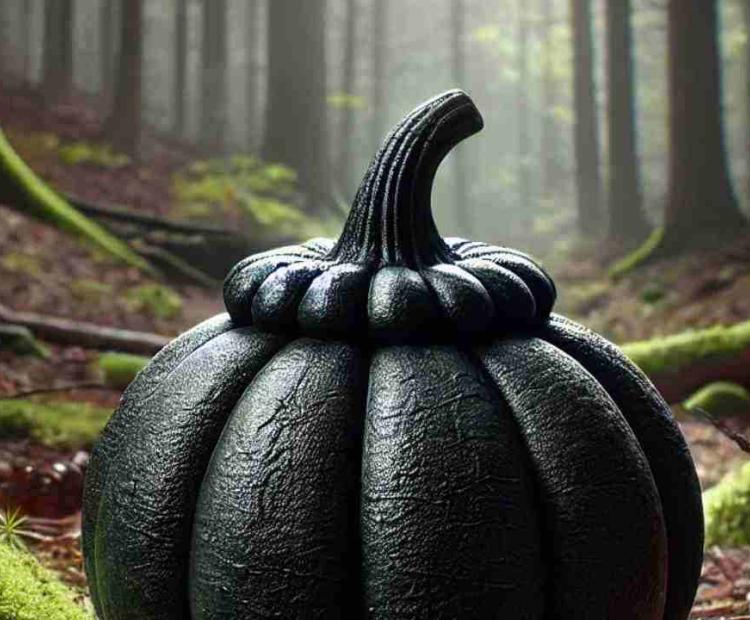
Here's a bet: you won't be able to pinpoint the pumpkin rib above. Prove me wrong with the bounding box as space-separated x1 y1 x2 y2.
539 315 703 620
93 327 287 619
479 337 667 619
362 345 546 618
82 313 234 619
189 339 369 619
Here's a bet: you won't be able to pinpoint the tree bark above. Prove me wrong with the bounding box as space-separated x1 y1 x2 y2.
337 0 358 200
452 0 470 234
605 0 650 244
173 0 188 137
105 0 143 158
264 0 330 212
200 0 227 151
99 0 116 106
743 0 750 210
245 0 262 150
663 0 746 250
517 1 532 226
570 0 602 236
371 0 388 151
42 0 74 102
539 0 560 203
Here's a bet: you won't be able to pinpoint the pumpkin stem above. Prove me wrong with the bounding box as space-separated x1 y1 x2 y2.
328 90 484 268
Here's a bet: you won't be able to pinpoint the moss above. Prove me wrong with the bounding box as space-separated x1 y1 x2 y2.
97 352 149 389
0 543 92 619
0 326 50 358
0 400 111 450
608 227 664 280
704 461 750 547
684 382 750 418
58 142 130 168
0 126 154 274
1 252 43 278
70 279 114 303
621 320 750 377
123 284 182 320
640 282 665 304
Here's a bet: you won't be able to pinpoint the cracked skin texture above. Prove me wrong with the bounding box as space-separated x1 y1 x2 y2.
82 91 702 619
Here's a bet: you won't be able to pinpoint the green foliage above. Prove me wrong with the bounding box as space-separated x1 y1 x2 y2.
608 227 664 279
97 353 149 390
0 399 111 450
123 284 182 320
70 279 114 304
0 507 33 551
172 156 319 239
0 543 92 619
640 282 665 304
684 382 750 418
622 320 750 378
0 127 154 274
0 326 50 358
327 92 367 110
704 461 750 547
1 252 43 278
58 142 130 168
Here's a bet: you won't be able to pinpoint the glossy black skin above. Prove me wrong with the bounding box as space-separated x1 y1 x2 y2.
83 91 702 619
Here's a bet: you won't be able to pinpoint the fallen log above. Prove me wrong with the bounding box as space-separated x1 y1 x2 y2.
0 303 169 356
622 321 750 404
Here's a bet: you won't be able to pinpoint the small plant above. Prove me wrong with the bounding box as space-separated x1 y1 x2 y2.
58 141 130 168
640 282 665 304
124 284 183 320
0 506 33 551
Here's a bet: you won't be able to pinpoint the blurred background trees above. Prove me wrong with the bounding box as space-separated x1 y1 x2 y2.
0 0 749 257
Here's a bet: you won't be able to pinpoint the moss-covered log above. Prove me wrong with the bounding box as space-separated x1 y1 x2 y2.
683 382 750 418
704 461 750 547
622 321 750 404
0 126 154 274
0 543 92 619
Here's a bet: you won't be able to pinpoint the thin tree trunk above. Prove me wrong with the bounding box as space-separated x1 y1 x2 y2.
663 0 746 250
517 1 532 225
539 0 559 202
21 0 34 85
264 0 330 212
173 0 188 136
99 0 116 107
337 0 358 199
106 0 143 157
200 0 227 152
42 0 74 102
744 0 750 209
452 0 470 234
245 0 262 150
371 0 388 150
605 0 650 244
570 0 602 236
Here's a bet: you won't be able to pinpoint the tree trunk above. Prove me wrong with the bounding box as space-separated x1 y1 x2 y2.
105 0 143 158
371 0 388 151
605 0 650 244
452 0 470 234
200 0 227 152
663 0 746 250
99 0 116 106
245 0 262 150
337 0 358 199
264 0 330 212
173 0 188 136
570 0 602 236
42 0 74 102
517 1 532 226
743 0 750 210
539 0 560 203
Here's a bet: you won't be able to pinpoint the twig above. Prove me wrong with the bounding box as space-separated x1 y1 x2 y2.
689 407 750 455
0 382 113 401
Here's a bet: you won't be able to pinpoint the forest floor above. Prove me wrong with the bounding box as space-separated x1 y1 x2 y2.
1 87 750 617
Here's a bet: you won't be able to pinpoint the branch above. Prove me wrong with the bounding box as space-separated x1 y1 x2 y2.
0 303 169 355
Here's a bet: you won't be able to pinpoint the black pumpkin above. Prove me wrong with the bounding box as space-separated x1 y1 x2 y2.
82 91 703 620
